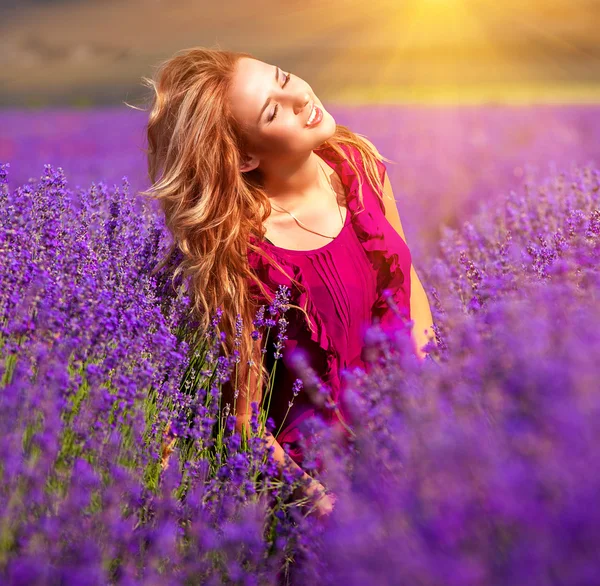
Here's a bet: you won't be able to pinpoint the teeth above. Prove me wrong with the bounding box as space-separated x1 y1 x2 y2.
307 104 317 125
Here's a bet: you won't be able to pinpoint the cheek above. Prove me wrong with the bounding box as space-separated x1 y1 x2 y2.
271 117 305 141
258 128 296 151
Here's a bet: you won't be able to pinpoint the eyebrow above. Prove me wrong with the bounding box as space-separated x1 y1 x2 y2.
257 65 279 124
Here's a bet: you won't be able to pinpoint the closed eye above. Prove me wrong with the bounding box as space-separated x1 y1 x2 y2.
268 72 292 123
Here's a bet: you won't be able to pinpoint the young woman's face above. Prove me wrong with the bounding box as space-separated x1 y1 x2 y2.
229 57 335 165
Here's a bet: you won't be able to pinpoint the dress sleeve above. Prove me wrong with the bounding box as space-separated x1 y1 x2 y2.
374 156 387 185
364 154 414 351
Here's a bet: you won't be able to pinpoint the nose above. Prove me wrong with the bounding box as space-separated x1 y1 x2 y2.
293 92 311 115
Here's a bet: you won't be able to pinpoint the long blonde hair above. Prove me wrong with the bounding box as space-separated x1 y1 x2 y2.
135 46 391 406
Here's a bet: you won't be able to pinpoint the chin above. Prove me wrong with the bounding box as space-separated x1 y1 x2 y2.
323 116 337 139
320 107 335 126
314 111 336 137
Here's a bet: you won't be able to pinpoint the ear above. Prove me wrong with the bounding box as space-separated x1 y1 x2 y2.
239 153 260 173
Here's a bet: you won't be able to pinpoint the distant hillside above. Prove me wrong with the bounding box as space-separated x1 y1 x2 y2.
1 0 599 106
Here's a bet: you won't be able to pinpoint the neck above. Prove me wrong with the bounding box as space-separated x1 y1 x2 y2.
261 152 325 210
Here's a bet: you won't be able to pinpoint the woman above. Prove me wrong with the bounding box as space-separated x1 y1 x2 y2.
143 47 436 517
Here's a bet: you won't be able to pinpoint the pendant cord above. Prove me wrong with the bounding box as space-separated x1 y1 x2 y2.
269 161 345 240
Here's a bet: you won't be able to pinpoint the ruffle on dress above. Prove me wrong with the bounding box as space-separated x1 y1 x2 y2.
319 143 409 325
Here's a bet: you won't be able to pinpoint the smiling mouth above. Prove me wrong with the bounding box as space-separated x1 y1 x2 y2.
305 102 323 127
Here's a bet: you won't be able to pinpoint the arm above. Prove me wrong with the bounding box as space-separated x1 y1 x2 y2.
379 172 435 360
234 333 321 490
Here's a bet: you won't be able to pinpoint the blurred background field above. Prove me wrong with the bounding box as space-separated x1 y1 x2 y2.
1 105 599 263
2 0 600 263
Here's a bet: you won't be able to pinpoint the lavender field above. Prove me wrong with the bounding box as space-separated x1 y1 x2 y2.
2 105 599 259
1 106 600 585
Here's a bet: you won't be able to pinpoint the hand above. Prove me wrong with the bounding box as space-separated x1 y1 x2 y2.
296 475 337 518
309 482 337 519
160 420 177 471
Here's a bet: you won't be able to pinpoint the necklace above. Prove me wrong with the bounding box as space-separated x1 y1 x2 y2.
269 160 345 240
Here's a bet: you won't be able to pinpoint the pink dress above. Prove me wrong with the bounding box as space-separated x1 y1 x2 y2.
247 142 413 468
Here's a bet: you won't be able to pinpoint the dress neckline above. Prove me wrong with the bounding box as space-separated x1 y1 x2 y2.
264 149 350 254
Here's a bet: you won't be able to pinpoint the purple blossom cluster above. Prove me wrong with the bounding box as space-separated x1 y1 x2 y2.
0 162 310 585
